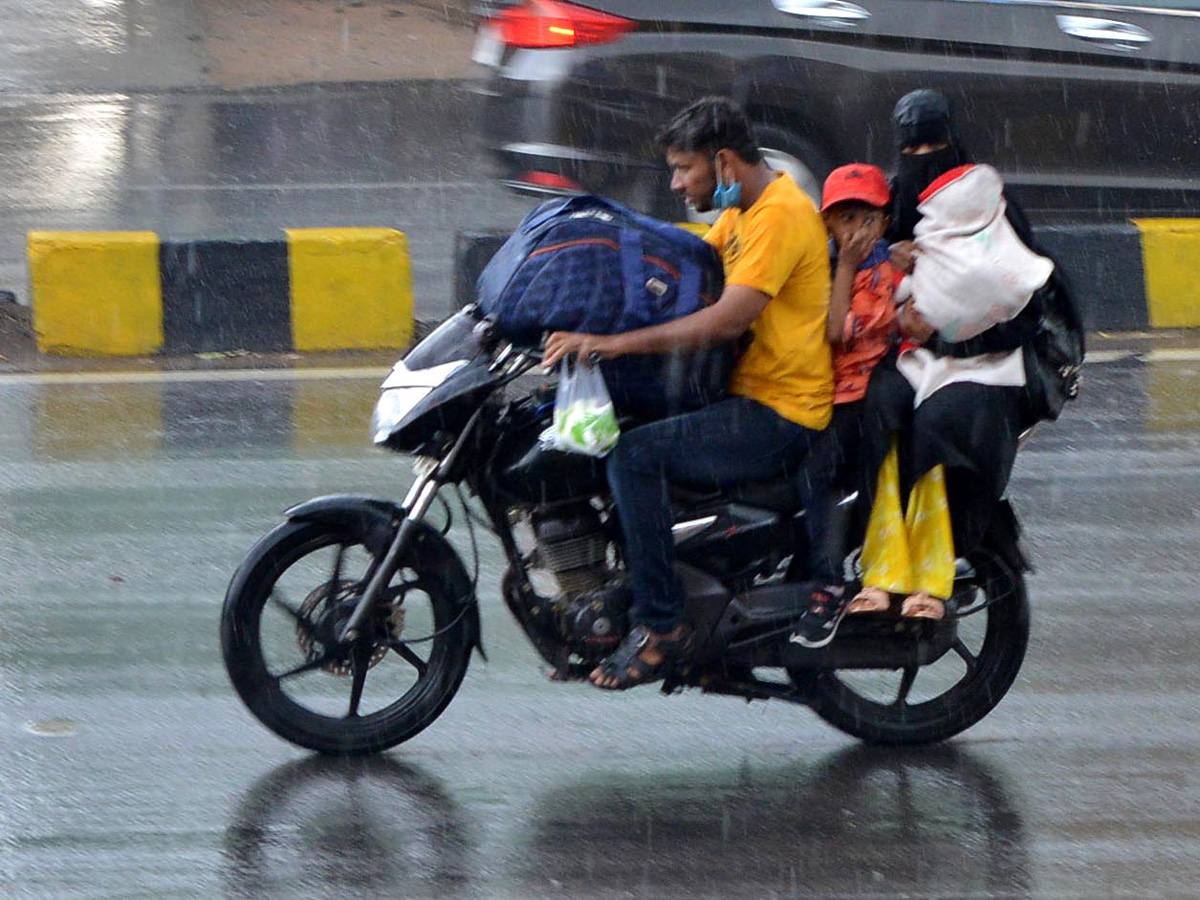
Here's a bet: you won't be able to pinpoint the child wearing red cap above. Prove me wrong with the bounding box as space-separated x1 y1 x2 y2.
821 163 900 406
792 163 902 647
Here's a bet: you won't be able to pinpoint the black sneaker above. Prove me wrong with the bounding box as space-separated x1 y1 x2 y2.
790 587 848 649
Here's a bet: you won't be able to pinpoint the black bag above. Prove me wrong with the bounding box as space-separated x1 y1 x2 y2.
1023 270 1084 423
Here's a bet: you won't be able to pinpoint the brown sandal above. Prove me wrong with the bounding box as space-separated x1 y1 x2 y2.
847 586 891 615
901 592 945 620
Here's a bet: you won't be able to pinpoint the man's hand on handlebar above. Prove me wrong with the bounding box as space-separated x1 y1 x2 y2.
542 331 623 369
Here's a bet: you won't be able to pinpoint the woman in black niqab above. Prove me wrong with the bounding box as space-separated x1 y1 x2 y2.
887 89 970 243
886 88 1045 360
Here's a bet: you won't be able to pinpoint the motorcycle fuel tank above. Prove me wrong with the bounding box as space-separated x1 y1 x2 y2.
491 416 608 505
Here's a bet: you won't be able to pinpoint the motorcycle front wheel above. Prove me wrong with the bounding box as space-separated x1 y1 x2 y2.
796 548 1029 746
221 519 474 755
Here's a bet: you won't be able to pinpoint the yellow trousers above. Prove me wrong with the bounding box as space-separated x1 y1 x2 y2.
861 440 955 599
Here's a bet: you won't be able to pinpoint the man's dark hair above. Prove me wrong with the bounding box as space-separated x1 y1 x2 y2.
656 96 763 164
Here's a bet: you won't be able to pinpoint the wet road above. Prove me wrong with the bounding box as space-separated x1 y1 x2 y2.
3 352 1200 898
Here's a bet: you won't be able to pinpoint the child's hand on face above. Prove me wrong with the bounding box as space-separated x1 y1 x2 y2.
837 226 878 271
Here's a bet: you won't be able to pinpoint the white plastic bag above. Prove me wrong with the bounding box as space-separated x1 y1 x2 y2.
547 358 620 457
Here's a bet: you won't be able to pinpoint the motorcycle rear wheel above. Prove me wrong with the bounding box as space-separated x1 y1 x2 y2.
221 519 473 755
796 549 1029 746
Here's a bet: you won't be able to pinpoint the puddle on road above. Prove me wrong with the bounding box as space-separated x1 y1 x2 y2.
24 718 78 737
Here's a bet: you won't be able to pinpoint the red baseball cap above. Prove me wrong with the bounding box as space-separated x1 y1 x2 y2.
820 163 891 212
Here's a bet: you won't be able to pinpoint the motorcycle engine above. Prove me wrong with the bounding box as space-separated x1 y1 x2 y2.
510 503 631 660
557 579 632 658
531 504 609 596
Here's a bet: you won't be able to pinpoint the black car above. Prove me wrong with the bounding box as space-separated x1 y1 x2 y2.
473 0 1200 222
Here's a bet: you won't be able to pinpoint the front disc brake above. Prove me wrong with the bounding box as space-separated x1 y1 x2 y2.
295 582 405 676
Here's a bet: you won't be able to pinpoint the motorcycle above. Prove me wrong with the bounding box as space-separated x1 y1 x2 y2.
220 305 1031 755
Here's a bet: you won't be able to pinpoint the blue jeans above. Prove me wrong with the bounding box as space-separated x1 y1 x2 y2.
606 396 824 634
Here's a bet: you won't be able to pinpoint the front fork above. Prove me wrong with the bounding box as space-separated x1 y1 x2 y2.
338 410 483 643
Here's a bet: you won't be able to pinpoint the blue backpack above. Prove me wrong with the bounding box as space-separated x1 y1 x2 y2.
477 195 733 418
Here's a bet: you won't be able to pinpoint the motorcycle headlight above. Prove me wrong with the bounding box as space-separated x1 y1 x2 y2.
371 387 430 445
371 359 468 445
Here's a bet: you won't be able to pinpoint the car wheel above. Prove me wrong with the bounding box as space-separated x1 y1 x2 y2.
753 123 830 207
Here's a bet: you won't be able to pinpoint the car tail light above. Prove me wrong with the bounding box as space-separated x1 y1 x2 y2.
517 171 583 191
491 0 635 49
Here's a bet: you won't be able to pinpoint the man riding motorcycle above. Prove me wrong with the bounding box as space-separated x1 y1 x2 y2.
542 96 837 690
222 96 1035 751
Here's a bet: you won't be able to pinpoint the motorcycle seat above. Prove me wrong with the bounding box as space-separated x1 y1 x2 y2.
671 477 802 515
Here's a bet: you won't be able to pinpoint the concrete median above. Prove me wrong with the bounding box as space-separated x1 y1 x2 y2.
454 220 1200 333
30 228 413 357
27 216 1198 359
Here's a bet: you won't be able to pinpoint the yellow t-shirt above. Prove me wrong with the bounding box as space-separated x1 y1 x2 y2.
704 172 833 430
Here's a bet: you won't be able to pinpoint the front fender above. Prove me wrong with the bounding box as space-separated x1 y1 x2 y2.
285 494 403 556
284 494 484 658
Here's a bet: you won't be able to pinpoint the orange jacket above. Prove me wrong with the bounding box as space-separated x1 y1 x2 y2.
833 260 901 404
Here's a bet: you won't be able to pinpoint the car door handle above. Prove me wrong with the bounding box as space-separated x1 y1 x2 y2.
1056 15 1153 51
771 0 871 26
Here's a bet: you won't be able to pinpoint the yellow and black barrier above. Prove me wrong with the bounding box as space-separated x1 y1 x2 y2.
456 220 1200 333
1134 219 1200 330
29 228 413 356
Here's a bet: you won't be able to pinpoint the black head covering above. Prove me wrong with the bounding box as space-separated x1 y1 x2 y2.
892 89 952 150
885 90 1080 367
888 89 969 242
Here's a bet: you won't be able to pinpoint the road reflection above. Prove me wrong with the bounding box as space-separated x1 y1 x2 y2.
520 744 1031 899
220 756 473 900
220 745 1031 899
21 378 382 462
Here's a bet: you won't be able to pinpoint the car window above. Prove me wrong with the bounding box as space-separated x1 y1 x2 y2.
958 1 1200 10
944 0 1200 62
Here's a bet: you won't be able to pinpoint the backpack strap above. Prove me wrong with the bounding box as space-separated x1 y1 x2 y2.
618 228 645 318
618 231 707 319
679 256 702 309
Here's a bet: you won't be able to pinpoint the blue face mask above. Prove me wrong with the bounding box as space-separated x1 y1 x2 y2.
711 159 743 209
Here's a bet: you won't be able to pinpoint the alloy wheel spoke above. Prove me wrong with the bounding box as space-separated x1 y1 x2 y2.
390 640 429 678
270 591 315 638
894 665 918 707
276 650 336 681
347 646 371 718
391 578 421 597
952 638 979 677
330 543 347 598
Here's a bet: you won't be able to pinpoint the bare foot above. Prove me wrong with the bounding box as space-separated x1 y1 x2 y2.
900 592 945 620
847 586 891 615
